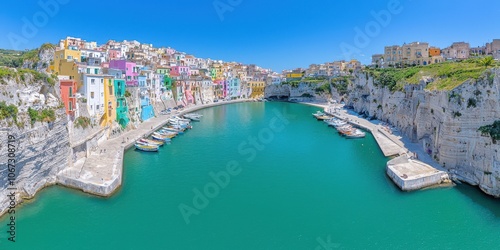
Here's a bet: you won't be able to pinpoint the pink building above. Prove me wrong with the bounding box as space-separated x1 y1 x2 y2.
170 66 190 77
108 49 121 60
109 60 139 86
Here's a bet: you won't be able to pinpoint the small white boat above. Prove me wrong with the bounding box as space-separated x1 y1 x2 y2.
345 129 366 139
312 111 326 118
135 143 159 152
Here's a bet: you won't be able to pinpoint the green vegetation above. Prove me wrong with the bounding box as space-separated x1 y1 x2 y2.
478 121 500 144
301 93 313 98
74 116 91 129
315 83 331 94
366 60 496 91
478 56 495 67
0 43 54 68
0 101 18 121
0 67 57 85
28 107 56 125
331 76 350 95
467 98 477 108
125 90 132 97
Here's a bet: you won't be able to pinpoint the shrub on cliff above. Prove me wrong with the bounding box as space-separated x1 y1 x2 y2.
478 121 500 144
28 107 56 125
74 116 91 129
0 101 18 121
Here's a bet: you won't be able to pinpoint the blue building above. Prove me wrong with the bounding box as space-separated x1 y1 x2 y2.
138 75 154 121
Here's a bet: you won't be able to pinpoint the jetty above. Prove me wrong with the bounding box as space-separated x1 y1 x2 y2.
304 102 451 191
56 99 250 197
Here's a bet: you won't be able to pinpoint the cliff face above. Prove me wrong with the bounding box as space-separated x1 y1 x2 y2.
264 83 330 102
0 73 70 216
344 69 500 197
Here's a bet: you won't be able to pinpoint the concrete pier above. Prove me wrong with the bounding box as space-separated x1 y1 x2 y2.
387 156 450 191
301 101 451 191
57 99 251 197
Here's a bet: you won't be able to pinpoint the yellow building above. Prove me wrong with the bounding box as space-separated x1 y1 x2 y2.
53 49 81 73
249 81 266 98
101 77 116 128
57 59 81 85
285 73 303 79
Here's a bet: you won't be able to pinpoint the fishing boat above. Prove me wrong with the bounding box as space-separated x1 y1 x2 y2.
152 132 173 141
344 129 366 139
138 138 165 146
157 130 178 138
162 126 184 134
331 120 348 127
316 115 332 121
183 115 200 122
135 143 159 152
312 111 326 118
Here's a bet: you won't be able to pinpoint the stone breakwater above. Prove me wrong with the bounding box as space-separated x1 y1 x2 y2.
344 69 500 197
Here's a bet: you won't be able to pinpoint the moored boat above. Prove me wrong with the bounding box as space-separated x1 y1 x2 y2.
135 143 159 152
139 138 165 146
344 129 366 139
312 111 326 118
152 132 173 141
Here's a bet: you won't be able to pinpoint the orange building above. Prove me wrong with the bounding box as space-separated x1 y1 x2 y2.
60 79 78 117
429 47 441 57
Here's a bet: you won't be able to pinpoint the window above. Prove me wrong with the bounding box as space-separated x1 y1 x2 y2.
101 79 103 83
69 102 73 111
87 68 90 74
69 87 73 97
95 69 99 74
91 79 95 84
91 92 95 98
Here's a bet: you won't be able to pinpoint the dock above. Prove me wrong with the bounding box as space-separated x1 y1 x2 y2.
56 100 250 197
386 156 450 191
304 102 451 191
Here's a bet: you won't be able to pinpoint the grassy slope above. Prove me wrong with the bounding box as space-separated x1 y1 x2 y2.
366 60 499 91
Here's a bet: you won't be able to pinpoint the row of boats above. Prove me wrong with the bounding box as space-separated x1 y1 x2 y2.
312 111 366 139
134 113 203 152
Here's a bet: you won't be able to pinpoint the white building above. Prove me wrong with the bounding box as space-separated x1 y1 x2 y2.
81 74 112 117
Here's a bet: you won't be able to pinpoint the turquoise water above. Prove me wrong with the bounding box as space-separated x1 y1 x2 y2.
2 102 500 249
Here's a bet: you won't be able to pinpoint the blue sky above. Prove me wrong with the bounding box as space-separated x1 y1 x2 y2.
1 0 499 72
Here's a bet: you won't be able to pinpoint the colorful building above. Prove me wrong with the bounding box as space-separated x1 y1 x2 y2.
59 79 78 118
109 60 139 86
249 81 265 98
114 79 129 128
101 77 116 127
170 65 190 76
56 59 80 83
429 47 441 57
138 75 154 121
227 78 241 99
53 47 81 73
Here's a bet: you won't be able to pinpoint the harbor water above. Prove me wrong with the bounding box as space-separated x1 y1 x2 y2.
2 102 500 249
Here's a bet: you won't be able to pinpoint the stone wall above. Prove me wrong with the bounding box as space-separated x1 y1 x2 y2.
343 69 500 197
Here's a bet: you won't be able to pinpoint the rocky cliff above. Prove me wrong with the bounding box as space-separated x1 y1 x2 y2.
342 69 500 197
0 69 70 216
264 82 330 102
